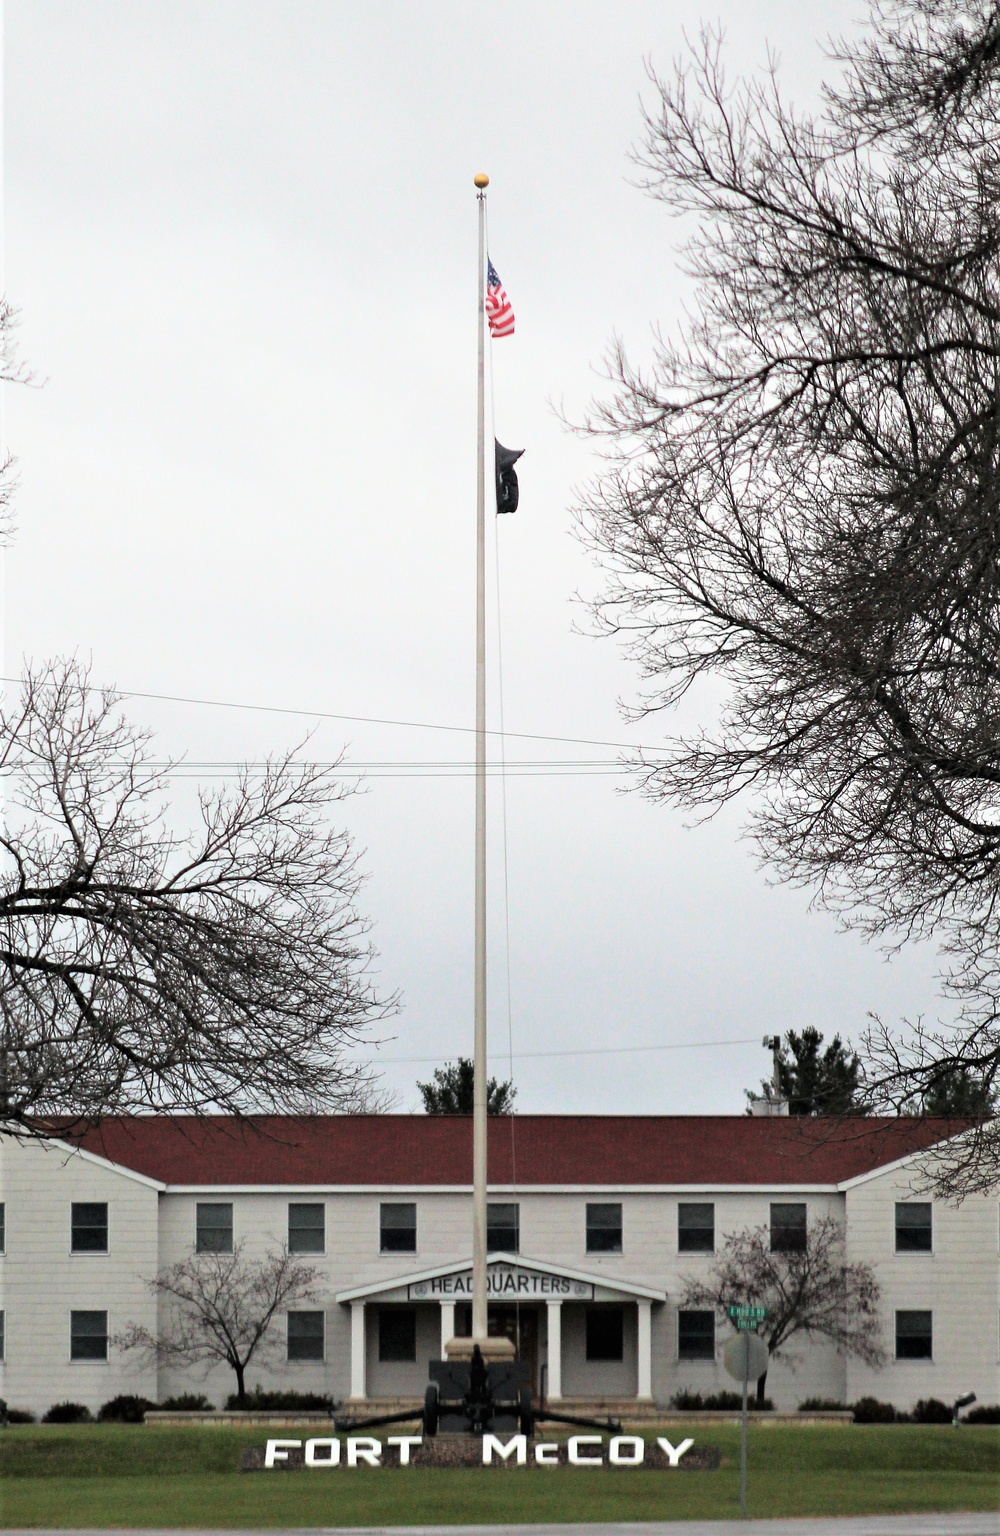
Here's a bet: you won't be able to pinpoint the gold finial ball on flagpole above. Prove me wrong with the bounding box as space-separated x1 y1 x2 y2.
474 173 489 188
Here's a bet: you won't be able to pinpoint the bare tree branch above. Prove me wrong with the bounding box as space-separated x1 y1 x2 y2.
115 1242 321 1404
0 658 396 1136
682 1217 885 1404
577 1 1000 1195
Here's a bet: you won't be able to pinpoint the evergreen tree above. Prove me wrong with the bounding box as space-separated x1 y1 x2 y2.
418 1057 516 1115
748 1028 863 1116
920 1067 996 1119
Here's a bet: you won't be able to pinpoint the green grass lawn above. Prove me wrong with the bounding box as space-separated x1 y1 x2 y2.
1 1423 997 1528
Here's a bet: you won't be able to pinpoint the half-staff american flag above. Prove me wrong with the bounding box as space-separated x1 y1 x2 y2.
485 259 515 338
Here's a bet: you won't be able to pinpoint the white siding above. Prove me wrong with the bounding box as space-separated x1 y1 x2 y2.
0 1138 159 1417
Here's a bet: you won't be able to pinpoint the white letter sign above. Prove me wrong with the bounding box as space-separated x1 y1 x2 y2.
387 1436 423 1466
657 1436 694 1467
482 1434 527 1465
609 1435 644 1465
346 1436 381 1467
264 1438 301 1467
568 1434 603 1465
304 1438 340 1467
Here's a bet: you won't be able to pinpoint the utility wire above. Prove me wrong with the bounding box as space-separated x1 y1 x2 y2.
370 1036 760 1065
0 675 667 756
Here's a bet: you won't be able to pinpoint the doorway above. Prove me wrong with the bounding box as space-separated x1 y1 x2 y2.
456 1303 540 1396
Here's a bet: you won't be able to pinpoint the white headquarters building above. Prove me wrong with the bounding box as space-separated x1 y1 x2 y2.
1 1114 996 1417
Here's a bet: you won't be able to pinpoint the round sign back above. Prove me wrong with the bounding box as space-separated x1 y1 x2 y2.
723 1331 769 1383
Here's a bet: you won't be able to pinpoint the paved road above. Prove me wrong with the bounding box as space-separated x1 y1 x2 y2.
10 1519 998 1535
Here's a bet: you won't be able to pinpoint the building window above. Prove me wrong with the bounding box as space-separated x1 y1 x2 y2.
678 1309 716 1360
287 1311 325 1362
195 1203 233 1254
288 1203 325 1254
895 1203 932 1253
0 1201 5 1253
379 1203 416 1253
770 1203 807 1253
70 1309 108 1362
678 1203 715 1253
586 1203 623 1253
487 1203 519 1253
379 1307 417 1362
71 1203 108 1254
0 1308 5 1361
586 1305 624 1361
896 1310 932 1360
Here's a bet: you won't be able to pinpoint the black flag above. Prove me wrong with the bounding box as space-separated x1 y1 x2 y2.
495 440 524 515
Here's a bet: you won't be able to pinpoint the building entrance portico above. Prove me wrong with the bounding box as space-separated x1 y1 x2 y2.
337 1256 664 1407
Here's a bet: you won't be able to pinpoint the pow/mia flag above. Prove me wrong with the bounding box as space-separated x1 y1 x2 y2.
495 441 524 515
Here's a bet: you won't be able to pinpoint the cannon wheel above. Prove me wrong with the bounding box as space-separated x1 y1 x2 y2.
423 1382 439 1437
518 1386 534 1436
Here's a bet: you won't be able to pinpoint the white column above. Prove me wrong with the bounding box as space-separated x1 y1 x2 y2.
546 1299 562 1401
637 1299 653 1400
440 1300 455 1357
350 1301 366 1400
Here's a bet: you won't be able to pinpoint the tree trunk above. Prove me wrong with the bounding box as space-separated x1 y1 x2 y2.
756 1369 768 1406
234 1360 247 1407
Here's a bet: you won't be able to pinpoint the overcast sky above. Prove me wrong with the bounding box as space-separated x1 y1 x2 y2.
4 0 951 1115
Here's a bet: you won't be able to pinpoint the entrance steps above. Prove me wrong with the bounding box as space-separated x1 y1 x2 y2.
343 1395 662 1424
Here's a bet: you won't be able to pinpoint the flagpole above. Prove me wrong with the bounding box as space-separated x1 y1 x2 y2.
472 171 489 1347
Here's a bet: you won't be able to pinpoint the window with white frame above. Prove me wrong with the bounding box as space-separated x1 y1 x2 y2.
288 1204 325 1254
678 1203 715 1253
678 1309 716 1359
195 1203 233 1254
70 1310 108 1362
379 1203 416 1253
71 1203 108 1253
287 1311 325 1361
586 1203 623 1253
895 1203 932 1253
895 1310 932 1360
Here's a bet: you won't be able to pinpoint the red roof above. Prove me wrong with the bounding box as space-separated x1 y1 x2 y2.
68 1114 953 1188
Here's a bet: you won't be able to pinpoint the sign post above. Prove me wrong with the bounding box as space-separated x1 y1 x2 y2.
724 1308 769 1520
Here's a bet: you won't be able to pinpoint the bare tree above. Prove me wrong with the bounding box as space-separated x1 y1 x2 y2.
577 1 1000 1192
116 1242 321 1405
0 659 394 1137
682 1218 884 1404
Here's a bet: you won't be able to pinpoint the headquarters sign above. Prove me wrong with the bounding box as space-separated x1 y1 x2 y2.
409 1263 594 1301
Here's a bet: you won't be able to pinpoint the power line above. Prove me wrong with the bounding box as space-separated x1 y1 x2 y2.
370 1036 760 1065
0 676 667 756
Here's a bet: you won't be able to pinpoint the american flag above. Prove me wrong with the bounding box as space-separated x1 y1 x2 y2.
485 259 515 338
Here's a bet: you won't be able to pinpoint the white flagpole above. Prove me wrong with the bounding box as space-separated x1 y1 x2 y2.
472 172 489 1345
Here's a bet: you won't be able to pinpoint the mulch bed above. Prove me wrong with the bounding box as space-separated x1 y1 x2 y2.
241 1436 720 1471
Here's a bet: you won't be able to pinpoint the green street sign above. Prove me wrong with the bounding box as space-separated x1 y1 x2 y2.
733 1318 763 1331
727 1304 768 1322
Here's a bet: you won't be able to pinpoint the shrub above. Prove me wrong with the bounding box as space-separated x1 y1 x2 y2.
912 1397 953 1424
158 1393 215 1412
798 1397 847 1412
98 1395 157 1423
223 1387 335 1412
965 1403 1000 1424
852 1396 900 1424
671 1389 773 1411
6 1408 36 1424
42 1402 92 1424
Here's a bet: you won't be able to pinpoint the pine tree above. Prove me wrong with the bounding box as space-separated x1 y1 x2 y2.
749 1028 863 1116
418 1057 516 1115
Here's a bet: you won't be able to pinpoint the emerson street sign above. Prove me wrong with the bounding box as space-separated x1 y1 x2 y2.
727 1303 768 1331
